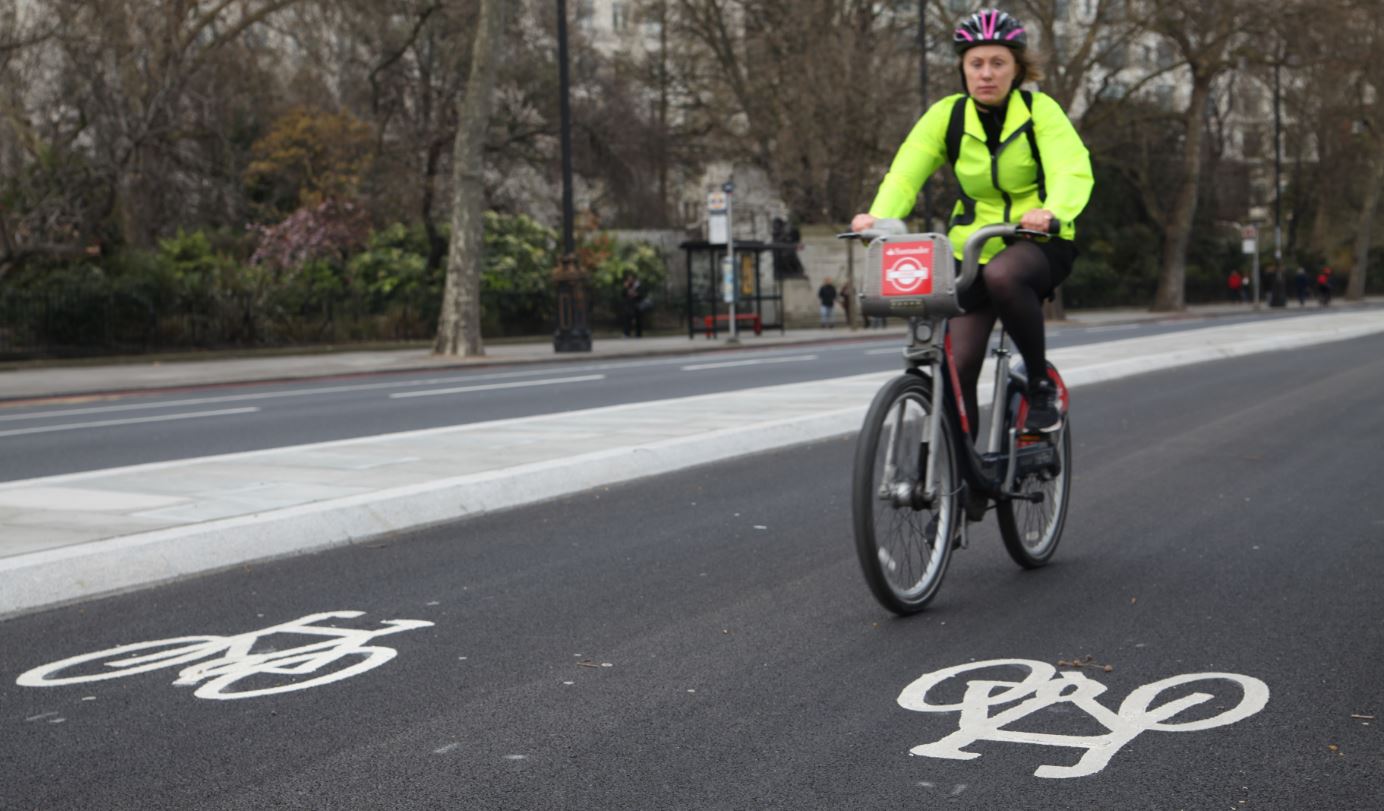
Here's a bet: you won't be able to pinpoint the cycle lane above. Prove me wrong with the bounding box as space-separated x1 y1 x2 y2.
2 335 1381 809
3 308 1384 620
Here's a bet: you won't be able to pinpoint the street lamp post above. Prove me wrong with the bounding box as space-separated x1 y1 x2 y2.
1273 59 1283 264
554 0 592 352
919 0 933 230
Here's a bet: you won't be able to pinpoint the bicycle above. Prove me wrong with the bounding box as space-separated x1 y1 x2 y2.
842 220 1072 614
15 610 434 700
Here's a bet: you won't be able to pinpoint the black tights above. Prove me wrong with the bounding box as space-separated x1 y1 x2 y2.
950 240 1053 438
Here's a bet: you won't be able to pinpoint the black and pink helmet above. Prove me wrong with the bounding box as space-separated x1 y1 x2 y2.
953 8 1027 54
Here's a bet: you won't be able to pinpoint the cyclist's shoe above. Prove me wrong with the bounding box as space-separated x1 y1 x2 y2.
1024 377 1063 434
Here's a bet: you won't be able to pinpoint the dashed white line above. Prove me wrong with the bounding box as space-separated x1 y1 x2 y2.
0 408 261 438
390 374 606 399
681 354 818 371
0 369 611 421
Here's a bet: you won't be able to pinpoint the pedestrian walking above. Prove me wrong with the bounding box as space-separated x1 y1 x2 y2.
1268 262 1287 307
1316 267 1333 307
818 278 838 328
771 217 806 278
621 273 644 338
839 278 856 329
1294 266 1310 307
1227 269 1244 303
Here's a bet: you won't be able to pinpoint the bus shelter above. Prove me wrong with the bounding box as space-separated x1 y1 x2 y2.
679 239 789 339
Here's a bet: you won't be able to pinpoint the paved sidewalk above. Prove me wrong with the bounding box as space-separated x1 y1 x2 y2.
1 303 1382 618
1 300 1353 403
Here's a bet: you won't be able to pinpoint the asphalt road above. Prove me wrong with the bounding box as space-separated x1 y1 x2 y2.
2 331 1381 809
0 307 1346 481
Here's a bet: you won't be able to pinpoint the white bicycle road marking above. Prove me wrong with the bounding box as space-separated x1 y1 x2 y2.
15 611 433 700
897 659 1269 779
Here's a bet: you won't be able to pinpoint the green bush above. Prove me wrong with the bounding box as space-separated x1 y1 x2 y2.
0 215 674 355
581 232 668 325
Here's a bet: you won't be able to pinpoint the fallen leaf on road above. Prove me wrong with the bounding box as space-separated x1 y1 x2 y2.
1058 655 1115 672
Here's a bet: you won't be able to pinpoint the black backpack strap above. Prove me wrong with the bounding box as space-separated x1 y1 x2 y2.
945 95 968 167
1020 90 1047 203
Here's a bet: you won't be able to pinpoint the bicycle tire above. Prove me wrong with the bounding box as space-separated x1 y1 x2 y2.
997 371 1071 569
852 374 960 614
15 637 223 686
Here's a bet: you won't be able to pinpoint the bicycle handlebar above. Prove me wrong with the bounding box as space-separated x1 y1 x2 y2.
838 217 1061 295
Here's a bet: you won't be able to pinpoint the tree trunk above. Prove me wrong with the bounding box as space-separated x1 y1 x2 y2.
1348 143 1383 301
1151 80 1212 312
434 0 507 357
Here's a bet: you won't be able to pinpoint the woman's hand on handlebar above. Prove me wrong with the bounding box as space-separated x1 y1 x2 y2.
851 213 876 233
1018 208 1059 235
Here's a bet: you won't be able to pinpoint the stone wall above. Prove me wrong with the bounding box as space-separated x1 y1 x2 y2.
781 229 859 328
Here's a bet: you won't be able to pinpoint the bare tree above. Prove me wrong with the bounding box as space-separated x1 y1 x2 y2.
10 1 307 253
1341 0 1384 300
1125 0 1260 311
291 1 473 267
1015 0 1163 117
434 0 508 356
665 0 917 223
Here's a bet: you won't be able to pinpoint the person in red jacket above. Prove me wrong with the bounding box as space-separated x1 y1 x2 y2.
1227 270 1244 303
1316 267 1332 306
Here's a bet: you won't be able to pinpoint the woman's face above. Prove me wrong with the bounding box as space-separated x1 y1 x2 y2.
962 45 1017 106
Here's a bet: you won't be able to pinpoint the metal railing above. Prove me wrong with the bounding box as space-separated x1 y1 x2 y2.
0 288 565 359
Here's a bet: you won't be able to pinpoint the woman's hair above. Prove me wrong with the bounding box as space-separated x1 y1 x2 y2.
1014 46 1046 86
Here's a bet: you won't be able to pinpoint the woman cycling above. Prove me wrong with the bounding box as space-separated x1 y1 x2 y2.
851 8 1093 434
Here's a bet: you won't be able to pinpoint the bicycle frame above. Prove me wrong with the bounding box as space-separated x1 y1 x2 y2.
863 221 1062 507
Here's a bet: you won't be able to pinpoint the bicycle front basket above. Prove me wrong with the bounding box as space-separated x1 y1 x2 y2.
859 233 961 319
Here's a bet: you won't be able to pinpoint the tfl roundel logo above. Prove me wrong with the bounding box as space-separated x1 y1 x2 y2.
881 242 934 296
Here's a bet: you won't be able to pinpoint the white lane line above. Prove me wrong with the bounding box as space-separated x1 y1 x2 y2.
390 374 606 399
0 407 261 439
0 369 616 422
865 348 902 356
1083 324 1139 333
682 354 818 371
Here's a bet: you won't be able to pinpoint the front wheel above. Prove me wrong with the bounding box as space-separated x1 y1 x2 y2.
997 373 1072 568
852 374 960 614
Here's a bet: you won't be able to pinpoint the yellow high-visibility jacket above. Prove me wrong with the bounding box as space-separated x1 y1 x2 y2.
869 89 1094 264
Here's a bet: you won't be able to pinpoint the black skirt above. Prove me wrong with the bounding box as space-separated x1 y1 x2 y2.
958 237 1077 311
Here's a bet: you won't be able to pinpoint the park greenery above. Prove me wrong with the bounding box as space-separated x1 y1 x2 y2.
1 0 1382 357
0 211 665 354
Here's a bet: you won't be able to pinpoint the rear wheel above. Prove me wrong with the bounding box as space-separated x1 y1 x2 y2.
851 374 960 614
997 375 1071 568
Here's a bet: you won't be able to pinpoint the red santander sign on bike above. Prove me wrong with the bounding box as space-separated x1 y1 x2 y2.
881 242 934 296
